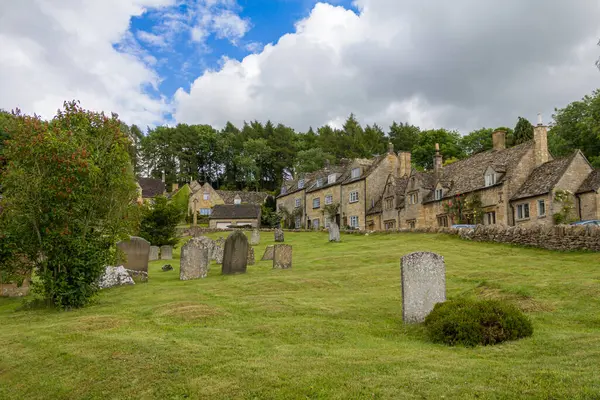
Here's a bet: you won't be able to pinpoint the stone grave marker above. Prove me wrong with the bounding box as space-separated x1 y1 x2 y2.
222 231 248 275
247 246 255 265
116 236 150 272
261 245 274 261
213 237 225 264
274 228 284 242
250 229 260 245
328 222 340 242
179 238 210 280
273 244 292 269
149 246 160 261
400 251 446 324
160 245 173 260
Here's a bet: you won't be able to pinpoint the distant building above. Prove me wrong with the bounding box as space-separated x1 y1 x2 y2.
188 182 270 218
137 177 166 203
209 204 262 229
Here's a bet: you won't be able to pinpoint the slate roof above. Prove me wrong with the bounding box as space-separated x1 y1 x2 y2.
577 169 600 194
216 190 269 205
137 178 166 198
305 159 353 193
511 152 576 201
209 204 261 220
394 176 410 210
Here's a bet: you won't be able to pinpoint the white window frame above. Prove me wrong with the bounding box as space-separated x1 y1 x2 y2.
316 178 323 188
349 216 359 228
313 197 320 209
351 168 360 179
298 179 305 189
203 193 209 200
409 192 418 205
349 191 359 203
485 172 496 187
200 208 211 216
435 188 443 200
517 203 530 220
538 199 546 217
327 174 336 184
325 195 333 205
295 198 301 208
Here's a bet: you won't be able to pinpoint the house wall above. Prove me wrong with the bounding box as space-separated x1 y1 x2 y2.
306 184 342 229
553 153 593 221
276 190 306 227
209 218 259 229
579 192 600 221
188 183 224 215
365 153 399 213
512 194 553 227
366 214 381 230
342 180 366 229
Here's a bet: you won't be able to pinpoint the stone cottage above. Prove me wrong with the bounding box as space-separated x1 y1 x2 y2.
209 204 262 229
188 182 269 218
137 177 166 203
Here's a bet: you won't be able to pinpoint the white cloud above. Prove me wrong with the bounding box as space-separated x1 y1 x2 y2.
137 30 168 48
211 10 250 42
174 0 600 133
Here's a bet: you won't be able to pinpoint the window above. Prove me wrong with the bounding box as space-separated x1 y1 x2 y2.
203 193 209 200
298 179 305 189
407 220 416 229
200 208 211 216
281 186 287 195
435 188 443 200
313 197 320 209
312 219 320 230
349 191 359 203
316 178 323 188
234 197 241 205
517 203 530 220
295 216 301 229
384 220 396 230
349 216 359 228
538 200 546 217
437 215 449 227
295 198 301 208
328 174 336 184
351 168 360 179
485 172 497 187
485 211 496 225
408 192 418 205
325 195 333 205
325 216 331 228
385 197 394 210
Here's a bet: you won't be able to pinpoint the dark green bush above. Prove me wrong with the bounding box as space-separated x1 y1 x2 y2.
424 298 533 347
139 196 182 247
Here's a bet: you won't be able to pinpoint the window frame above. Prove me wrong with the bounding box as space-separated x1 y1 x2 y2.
517 203 530 220
349 191 359 203
351 168 360 179
408 192 418 205
298 179 305 189
316 178 323 188
203 193 210 200
485 172 497 187
295 198 301 208
435 188 443 201
312 197 321 209
537 199 546 217
325 195 333 205
199 208 211 216
349 216 359 228
327 174 336 184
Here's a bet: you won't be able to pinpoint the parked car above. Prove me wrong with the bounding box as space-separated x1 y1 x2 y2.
451 224 477 229
570 220 600 226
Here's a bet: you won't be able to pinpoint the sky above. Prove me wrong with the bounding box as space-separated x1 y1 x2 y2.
1 0 600 134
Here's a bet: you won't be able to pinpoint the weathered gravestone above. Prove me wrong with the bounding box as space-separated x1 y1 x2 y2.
274 228 284 242
273 244 292 269
250 229 260 245
116 236 150 272
149 246 160 261
328 222 340 242
400 251 446 324
99 266 135 289
261 245 274 261
222 231 248 274
180 238 210 280
160 245 173 260
247 246 255 265
212 237 225 264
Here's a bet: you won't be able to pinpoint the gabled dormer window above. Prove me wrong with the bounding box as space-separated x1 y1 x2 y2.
328 174 336 184
298 179 305 189
484 167 497 187
435 188 443 200
281 186 287 195
316 178 323 188
351 168 360 179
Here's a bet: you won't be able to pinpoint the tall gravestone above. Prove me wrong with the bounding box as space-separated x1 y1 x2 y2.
328 222 340 242
222 231 248 274
212 237 225 264
261 245 274 261
274 228 285 243
116 236 150 272
160 245 173 260
273 244 292 269
400 252 446 324
247 246 255 265
180 238 210 280
250 229 260 245
149 246 160 261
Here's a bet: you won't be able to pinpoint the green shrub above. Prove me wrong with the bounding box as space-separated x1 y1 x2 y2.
139 196 182 247
424 298 533 347
170 184 190 221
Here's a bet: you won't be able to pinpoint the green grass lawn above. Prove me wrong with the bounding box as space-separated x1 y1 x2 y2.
1 232 599 399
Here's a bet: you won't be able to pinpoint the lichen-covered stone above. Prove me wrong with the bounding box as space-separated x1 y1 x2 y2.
149 246 159 261
274 228 284 242
250 229 260 245
180 238 210 280
261 245 274 261
273 244 292 269
247 246 255 265
99 266 135 289
328 222 340 242
401 252 446 324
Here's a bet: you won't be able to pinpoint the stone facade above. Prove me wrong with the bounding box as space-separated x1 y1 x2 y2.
579 192 600 221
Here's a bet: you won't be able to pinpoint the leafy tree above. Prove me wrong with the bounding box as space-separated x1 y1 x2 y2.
295 148 335 174
170 184 191 220
388 122 420 152
411 129 465 170
0 101 139 309
513 117 534 145
461 128 493 155
138 196 182 247
362 124 386 156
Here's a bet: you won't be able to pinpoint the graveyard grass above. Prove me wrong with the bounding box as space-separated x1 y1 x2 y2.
1 233 600 399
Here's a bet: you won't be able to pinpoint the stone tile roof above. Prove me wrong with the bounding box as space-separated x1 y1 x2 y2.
216 190 269 205
577 169 600 194
137 178 165 198
342 156 382 184
305 160 353 193
394 176 410 210
209 204 261 220
366 198 382 215
511 152 576 201
278 171 319 198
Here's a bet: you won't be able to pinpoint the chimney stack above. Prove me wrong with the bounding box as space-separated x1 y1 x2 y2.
388 142 394 154
492 130 506 151
433 143 443 175
534 113 549 166
397 151 411 177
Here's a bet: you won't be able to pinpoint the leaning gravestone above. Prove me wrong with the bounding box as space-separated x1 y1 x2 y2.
250 229 260 245
222 231 248 275
273 244 292 269
328 222 340 242
247 246 255 265
261 245 274 261
149 246 160 261
274 228 285 242
400 252 446 324
116 236 150 272
160 245 173 260
180 238 210 280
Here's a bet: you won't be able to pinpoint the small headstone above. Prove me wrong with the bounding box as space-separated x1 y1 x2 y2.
247 246 255 265
328 222 340 242
116 236 150 272
250 229 260 245
273 244 292 269
274 228 284 242
149 246 160 261
160 245 173 260
212 237 225 264
261 245 274 261
400 252 446 324
162 264 173 272
99 266 135 289
222 231 248 275
179 238 210 280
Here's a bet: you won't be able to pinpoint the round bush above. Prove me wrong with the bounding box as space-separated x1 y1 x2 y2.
424 298 533 347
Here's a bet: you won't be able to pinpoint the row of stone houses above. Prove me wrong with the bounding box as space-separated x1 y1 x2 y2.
277 121 600 230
